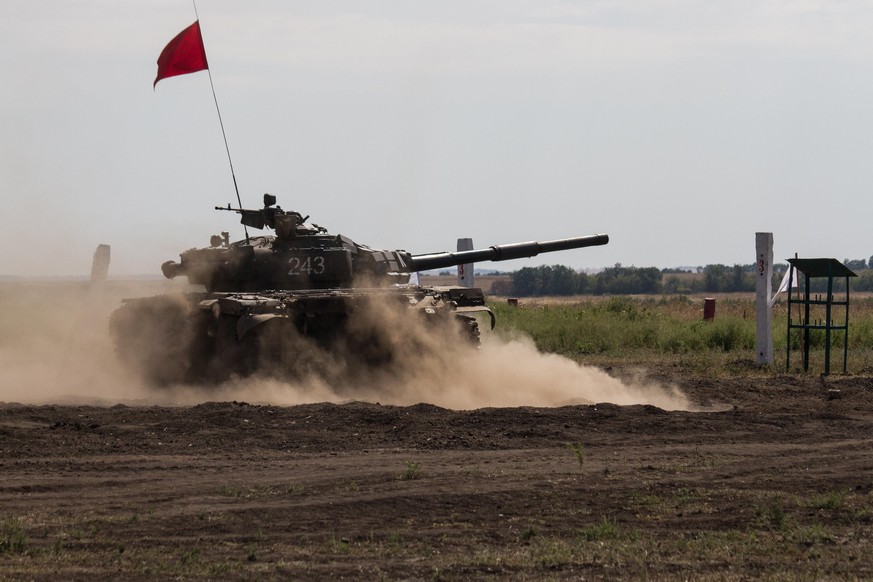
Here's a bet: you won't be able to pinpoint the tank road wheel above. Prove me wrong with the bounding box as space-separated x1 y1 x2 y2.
241 317 326 380
202 316 314 382
455 314 481 345
199 315 250 382
347 322 397 369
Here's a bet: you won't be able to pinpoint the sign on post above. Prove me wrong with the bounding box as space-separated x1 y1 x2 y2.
457 238 474 288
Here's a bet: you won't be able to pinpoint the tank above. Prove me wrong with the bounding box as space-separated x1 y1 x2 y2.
110 194 609 385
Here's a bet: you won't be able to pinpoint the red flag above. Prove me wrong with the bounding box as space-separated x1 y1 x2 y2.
154 21 209 88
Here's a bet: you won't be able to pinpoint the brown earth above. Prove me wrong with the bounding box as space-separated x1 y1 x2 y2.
2 371 873 580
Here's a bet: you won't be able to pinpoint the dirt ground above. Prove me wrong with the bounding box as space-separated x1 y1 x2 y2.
2 370 873 580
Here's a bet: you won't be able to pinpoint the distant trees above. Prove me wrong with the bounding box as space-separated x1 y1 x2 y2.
853 271 873 292
593 264 661 295
509 264 657 296
501 258 873 297
701 264 755 293
844 258 868 271
507 263 761 296
510 265 587 296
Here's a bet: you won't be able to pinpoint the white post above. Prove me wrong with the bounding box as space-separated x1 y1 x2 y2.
755 233 773 365
91 244 111 283
87 244 111 327
457 238 474 288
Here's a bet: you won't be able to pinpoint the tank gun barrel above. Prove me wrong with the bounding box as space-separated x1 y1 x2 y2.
407 233 609 273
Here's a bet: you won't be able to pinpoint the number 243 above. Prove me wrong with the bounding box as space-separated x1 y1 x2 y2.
288 256 325 276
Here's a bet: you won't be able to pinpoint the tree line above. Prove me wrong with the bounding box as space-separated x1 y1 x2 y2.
493 259 873 296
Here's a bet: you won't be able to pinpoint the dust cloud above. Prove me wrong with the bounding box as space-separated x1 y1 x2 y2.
0 281 155 405
0 281 691 410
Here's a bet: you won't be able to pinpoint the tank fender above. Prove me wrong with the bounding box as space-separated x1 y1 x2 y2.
454 305 496 330
198 297 289 339
236 313 290 340
198 299 219 312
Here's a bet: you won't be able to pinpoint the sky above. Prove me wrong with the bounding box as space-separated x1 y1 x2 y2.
2 0 873 277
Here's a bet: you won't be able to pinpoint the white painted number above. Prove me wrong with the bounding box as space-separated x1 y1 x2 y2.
288 255 326 276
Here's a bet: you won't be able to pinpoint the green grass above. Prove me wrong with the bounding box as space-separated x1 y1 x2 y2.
565 442 585 469
753 500 788 531
489 295 873 374
0 516 28 555
579 517 624 541
398 461 421 481
807 491 847 511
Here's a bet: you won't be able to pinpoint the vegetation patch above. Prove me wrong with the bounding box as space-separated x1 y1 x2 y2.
398 461 421 481
579 517 624 542
0 517 27 555
807 491 847 511
491 295 873 373
565 442 585 469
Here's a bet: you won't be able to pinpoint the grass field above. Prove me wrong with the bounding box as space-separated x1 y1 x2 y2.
487 294 873 376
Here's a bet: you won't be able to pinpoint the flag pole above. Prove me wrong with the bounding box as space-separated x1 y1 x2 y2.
192 1 249 243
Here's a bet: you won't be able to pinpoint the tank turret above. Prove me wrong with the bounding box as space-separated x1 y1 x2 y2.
160 194 608 292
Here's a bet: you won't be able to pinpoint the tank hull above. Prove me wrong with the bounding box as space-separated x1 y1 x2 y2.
110 285 492 385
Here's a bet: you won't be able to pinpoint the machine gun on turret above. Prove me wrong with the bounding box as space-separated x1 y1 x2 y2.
215 193 325 239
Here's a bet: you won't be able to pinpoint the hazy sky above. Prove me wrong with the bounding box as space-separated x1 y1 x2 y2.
2 0 872 277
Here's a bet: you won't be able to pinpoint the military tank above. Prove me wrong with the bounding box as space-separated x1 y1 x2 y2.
110 194 609 385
